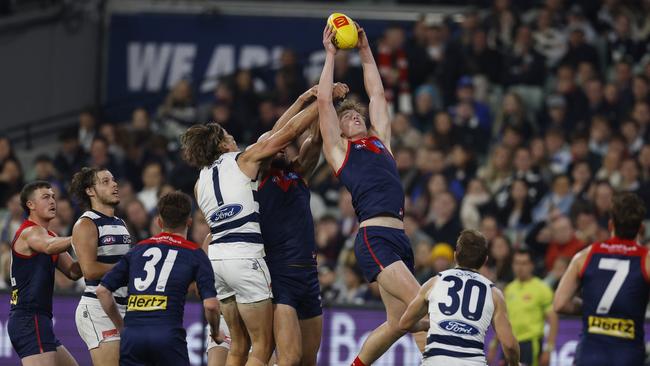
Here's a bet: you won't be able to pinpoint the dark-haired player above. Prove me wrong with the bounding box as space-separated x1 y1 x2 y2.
182 85 346 366
554 192 650 366
96 191 221 366
255 84 347 365
69 167 132 365
8 181 82 366
317 22 422 365
399 230 520 366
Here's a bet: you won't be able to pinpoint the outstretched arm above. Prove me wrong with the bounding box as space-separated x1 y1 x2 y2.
238 102 319 179
318 24 347 172
356 23 391 145
270 86 318 135
295 83 349 177
553 247 588 315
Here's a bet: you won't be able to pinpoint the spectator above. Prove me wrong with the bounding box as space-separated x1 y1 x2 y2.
478 145 513 194
137 161 165 213
318 264 340 304
429 111 457 153
0 158 23 207
533 174 574 222
411 85 438 132
423 191 462 246
413 241 434 284
460 178 493 230
337 264 369 305
156 79 197 139
86 136 121 178
544 128 572 174
451 76 491 131
124 199 151 243
391 112 422 150
485 235 514 289
315 215 344 266
493 92 535 142
533 7 567 68
0 192 22 243
403 213 432 248
98 123 127 163
129 107 152 134
544 216 585 272
78 109 97 152
561 27 599 69
54 197 75 237
0 135 16 168
502 25 546 87
33 155 64 194
497 179 534 234
430 242 454 275
570 160 593 201
607 13 642 64
54 128 87 183
378 26 411 113
462 29 502 84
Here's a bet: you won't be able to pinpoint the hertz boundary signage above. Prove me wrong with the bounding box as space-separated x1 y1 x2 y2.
1 294 648 365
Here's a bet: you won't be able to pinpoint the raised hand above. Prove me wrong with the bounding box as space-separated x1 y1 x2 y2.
332 82 349 100
355 22 369 50
323 24 338 55
299 85 319 103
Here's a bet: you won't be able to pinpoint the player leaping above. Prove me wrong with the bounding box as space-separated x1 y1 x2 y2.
181 86 329 366
318 23 422 365
554 192 650 366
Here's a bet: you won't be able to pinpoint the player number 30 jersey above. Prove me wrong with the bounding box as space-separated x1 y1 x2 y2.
425 268 495 365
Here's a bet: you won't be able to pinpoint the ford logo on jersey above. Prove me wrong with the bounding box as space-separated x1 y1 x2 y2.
210 204 243 223
438 320 479 335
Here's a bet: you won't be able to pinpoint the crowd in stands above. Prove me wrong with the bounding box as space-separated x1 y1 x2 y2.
1 0 650 306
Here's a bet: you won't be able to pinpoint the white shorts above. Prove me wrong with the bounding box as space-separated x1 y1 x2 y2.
212 258 273 304
206 315 231 352
422 356 486 366
75 300 126 350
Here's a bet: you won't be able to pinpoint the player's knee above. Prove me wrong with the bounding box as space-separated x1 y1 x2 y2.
278 348 302 366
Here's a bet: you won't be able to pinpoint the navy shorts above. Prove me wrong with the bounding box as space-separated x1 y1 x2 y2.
269 265 322 319
120 326 189 366
8 311 61 359
574 337 645 366
354 226 414 282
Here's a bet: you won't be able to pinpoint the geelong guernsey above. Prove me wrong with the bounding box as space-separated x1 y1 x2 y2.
197 152 264 259
75 210 131 305
425 268 494 365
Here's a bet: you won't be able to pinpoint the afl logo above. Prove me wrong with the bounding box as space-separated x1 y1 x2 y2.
372 140 385 149
101 236 116 245
210 204 243 223
438 320 479 335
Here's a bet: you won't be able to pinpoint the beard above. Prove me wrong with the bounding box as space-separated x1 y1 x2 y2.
97 194 120 207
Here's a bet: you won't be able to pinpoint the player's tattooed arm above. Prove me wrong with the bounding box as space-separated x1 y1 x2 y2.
72 218 115 280
23 225 72 255
553 247 588 315
399 277 436 333
96 284 124 331
56 252 83 280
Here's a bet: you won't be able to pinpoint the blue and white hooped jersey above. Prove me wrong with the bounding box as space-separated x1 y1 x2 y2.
74 210 131 305
425 268 494 365
197 152 264 260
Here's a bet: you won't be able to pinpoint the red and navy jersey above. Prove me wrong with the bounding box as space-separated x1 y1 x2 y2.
258 167 316 266
100 233 217 328
579 237 650 346
9 220 59 317
336 136 404 222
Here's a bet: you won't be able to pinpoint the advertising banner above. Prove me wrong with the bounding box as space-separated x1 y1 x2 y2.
0 294 647 365
105 13 402 120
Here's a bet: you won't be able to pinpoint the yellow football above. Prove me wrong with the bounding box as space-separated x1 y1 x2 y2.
327 13 358 49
